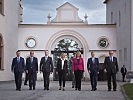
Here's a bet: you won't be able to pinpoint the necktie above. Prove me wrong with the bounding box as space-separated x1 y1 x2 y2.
110 57 112 62
17 57 20 62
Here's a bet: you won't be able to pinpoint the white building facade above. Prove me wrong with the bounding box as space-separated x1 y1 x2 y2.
0 0 22 81
104 0 133 82
0 1 118 81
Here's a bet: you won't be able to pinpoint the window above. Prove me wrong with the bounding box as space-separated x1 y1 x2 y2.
119 11 121 27
119 50 122 62
0 0 4 15
124 48 127 61
0 35 3 70
111 12 113 24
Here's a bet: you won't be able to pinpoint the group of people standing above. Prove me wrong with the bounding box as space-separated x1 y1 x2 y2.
11 50 53 91
11 50 121 92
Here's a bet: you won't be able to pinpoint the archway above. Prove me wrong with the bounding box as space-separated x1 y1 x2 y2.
52 38 83 80
46 30 89 79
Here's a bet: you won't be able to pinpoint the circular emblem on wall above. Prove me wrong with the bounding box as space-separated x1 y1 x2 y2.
25 37 36 48
98 37 109 49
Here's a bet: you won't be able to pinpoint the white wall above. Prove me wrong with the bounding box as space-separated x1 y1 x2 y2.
105 0 131 71
0 0 19 81
18 24 117 79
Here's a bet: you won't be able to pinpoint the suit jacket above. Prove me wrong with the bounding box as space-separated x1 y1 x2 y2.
11 57 25 73
57 58 68 73
72 57 84 72
26 57 38 73
87 57 99 74
40 56 53 72
121 67 127 74
104 56 119 74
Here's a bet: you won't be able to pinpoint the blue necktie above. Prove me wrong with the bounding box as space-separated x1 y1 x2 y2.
17 57 20 62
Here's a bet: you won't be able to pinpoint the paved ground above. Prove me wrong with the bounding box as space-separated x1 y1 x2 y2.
0 81 126 100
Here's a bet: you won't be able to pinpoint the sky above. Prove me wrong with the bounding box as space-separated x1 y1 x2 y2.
22 0 106 24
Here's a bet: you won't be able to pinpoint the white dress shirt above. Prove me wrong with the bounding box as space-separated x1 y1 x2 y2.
61 58 65 70
92 57 95 63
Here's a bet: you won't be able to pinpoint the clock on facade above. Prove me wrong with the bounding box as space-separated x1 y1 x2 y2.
25 37 36 48
98 37 109 49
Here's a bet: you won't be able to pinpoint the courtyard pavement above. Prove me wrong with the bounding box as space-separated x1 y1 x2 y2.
0 81 126 100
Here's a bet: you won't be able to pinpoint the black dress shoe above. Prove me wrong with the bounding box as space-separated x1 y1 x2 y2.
94 88 97 91
18 89 21 91
24 83 28 85
78 88 81 91
44 88 47 90
47 88 49 90
113 89 116 91
108 89 111 91
59 87 62 90
29 87 32 90
33 87 35 90
75 88 77 90
62 88 65 91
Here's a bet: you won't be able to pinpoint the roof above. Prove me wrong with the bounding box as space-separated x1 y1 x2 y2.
56 2 78 10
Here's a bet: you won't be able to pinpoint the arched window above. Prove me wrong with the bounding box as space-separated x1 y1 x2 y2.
0 0 4 15
0 34 3 70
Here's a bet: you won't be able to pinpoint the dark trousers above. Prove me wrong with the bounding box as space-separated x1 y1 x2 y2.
90 73 97 90
29 71 36 88
43 70 50 89
74 70 83 90
72 74 75 87
24 72 29 84
58 70 66 87
122 74 126 82
14 72 22 89
107 72 117 90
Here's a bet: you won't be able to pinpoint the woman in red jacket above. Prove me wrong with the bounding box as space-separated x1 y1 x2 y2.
72 51 84 91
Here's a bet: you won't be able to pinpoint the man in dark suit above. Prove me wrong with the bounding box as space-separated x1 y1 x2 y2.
24 72 29 85
87 52 99 91
11 50 25 91
57 53 68 91
40 50 53 90
26 51 38 90
104 51 119 91
121 65 127 82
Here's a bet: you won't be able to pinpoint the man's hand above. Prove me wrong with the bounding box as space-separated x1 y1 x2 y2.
104 69 107 73
56 71 58 75
26 70 28 73
88 70 91 74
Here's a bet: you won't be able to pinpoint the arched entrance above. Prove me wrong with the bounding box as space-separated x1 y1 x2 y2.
45 30 89 80
52 38 83 80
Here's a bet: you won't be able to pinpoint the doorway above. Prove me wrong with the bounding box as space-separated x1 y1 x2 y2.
51 38 83 81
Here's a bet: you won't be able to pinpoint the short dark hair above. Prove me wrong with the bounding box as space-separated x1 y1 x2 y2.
16 50 20 53
91 52 94 54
